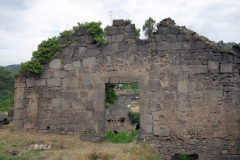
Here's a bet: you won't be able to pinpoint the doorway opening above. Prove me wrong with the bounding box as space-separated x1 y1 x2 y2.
105 82 140 142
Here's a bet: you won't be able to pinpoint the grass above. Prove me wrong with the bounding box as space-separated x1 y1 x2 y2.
0 123 160 160
107 130 140 143
177 154 192 160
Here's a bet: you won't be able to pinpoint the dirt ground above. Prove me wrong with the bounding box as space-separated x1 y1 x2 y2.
0 123 159 160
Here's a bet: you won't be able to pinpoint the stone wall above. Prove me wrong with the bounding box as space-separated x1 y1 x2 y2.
106 94 139 132
14 19 240 160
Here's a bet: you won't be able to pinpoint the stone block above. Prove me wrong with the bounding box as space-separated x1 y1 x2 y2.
195 41 206 49
170 66 181 74
81 74 94 85
87 48 100 56
178 81 195 93
130 45 137 52
228 92 240 100
158 27 169 35
78 36 85 43
153 125 170 136
78 68 87 75
220 63 232 73
193 65 208 73
178 35 187 42
36 79 46 86
41 70 51 78
49 59 61 69
112 43 119 52
125 24 135 32
47 78 61 87
141 124 153 134
13 120 24 131
208 61 219 71
75 27 85 35
148 80 161 92
157 42 170 50
150 42 156 50
234 56 240 63
107 26 117 35
137 44 148 52
26 77 35 87
78 47 87 57
73 61 81 68
117 26 124 33
183 42 194 50
150 92 164 102
127 32 136 39
64 64 73 71
83 57 96 67
61 99 71 108
14 99 25 109
111 34 123 42
166 34 177 42
62 78 78 86
113 19 124 26
119 43 129 52
85 35 93 43
101 44 111 55
53 70 66 78
14 88 25 100
155 34 165 41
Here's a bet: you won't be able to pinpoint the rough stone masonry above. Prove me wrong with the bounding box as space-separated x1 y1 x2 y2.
14 19 240 160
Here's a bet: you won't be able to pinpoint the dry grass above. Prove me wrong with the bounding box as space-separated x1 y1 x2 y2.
0 123 160 160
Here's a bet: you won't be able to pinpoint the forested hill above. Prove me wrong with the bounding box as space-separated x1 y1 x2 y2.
5 64 20 73
218 41 240 50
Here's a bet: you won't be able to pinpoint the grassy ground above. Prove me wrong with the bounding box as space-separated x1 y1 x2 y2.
0 123 160 160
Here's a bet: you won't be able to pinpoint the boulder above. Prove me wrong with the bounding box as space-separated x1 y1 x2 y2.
8 110 14 117
0 112 10 125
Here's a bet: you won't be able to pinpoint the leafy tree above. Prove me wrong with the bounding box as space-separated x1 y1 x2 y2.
0 66 15 109
135 28 141 40
105 84 118 110
142 17 156 38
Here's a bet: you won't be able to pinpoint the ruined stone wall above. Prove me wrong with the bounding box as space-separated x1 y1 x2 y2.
14 19 240 160
106 94 139 132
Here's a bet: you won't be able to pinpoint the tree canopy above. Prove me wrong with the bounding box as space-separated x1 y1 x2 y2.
142 17 156 38
0 66 15 93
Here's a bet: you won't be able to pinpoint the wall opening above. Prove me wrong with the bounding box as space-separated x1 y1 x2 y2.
105 83 140 133
171 154 199 160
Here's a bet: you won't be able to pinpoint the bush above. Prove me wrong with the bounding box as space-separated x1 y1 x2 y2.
128 112 140 128
107 130 140 143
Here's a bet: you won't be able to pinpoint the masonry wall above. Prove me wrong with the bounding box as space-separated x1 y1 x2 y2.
106 94 139 132
14 19 240 160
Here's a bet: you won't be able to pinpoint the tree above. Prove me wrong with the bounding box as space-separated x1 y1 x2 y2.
0 66 15 109
105 84 118 110
142 17 156 38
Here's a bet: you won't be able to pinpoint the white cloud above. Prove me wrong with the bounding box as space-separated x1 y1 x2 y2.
0 0 239 66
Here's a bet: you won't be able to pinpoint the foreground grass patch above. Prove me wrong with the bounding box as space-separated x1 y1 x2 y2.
107 130 140 143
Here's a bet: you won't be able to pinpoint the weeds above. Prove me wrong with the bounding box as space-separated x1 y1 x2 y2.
87 150 112 160
122 142 161 160
107 130 140 143
177 154 192 160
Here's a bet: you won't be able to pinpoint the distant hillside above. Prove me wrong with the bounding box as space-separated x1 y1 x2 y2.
218 41 240 50
5 64 20 73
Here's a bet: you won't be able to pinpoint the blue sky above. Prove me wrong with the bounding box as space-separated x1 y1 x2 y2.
0 0 239 66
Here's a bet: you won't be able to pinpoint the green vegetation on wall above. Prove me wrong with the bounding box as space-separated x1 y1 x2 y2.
19 21 108 74
105 84 118 110
128 112 140 129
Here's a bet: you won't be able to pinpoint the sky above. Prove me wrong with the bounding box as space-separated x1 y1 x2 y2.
0 0 240 66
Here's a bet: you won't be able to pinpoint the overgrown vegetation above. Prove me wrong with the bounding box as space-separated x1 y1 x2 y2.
105 84 118 110
0 67 15 112
116 83 138 91
177 154 192 160
106 130 140 143
19 21 107 74
0 91 14 112
142 17 156 38
128 112 140 129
